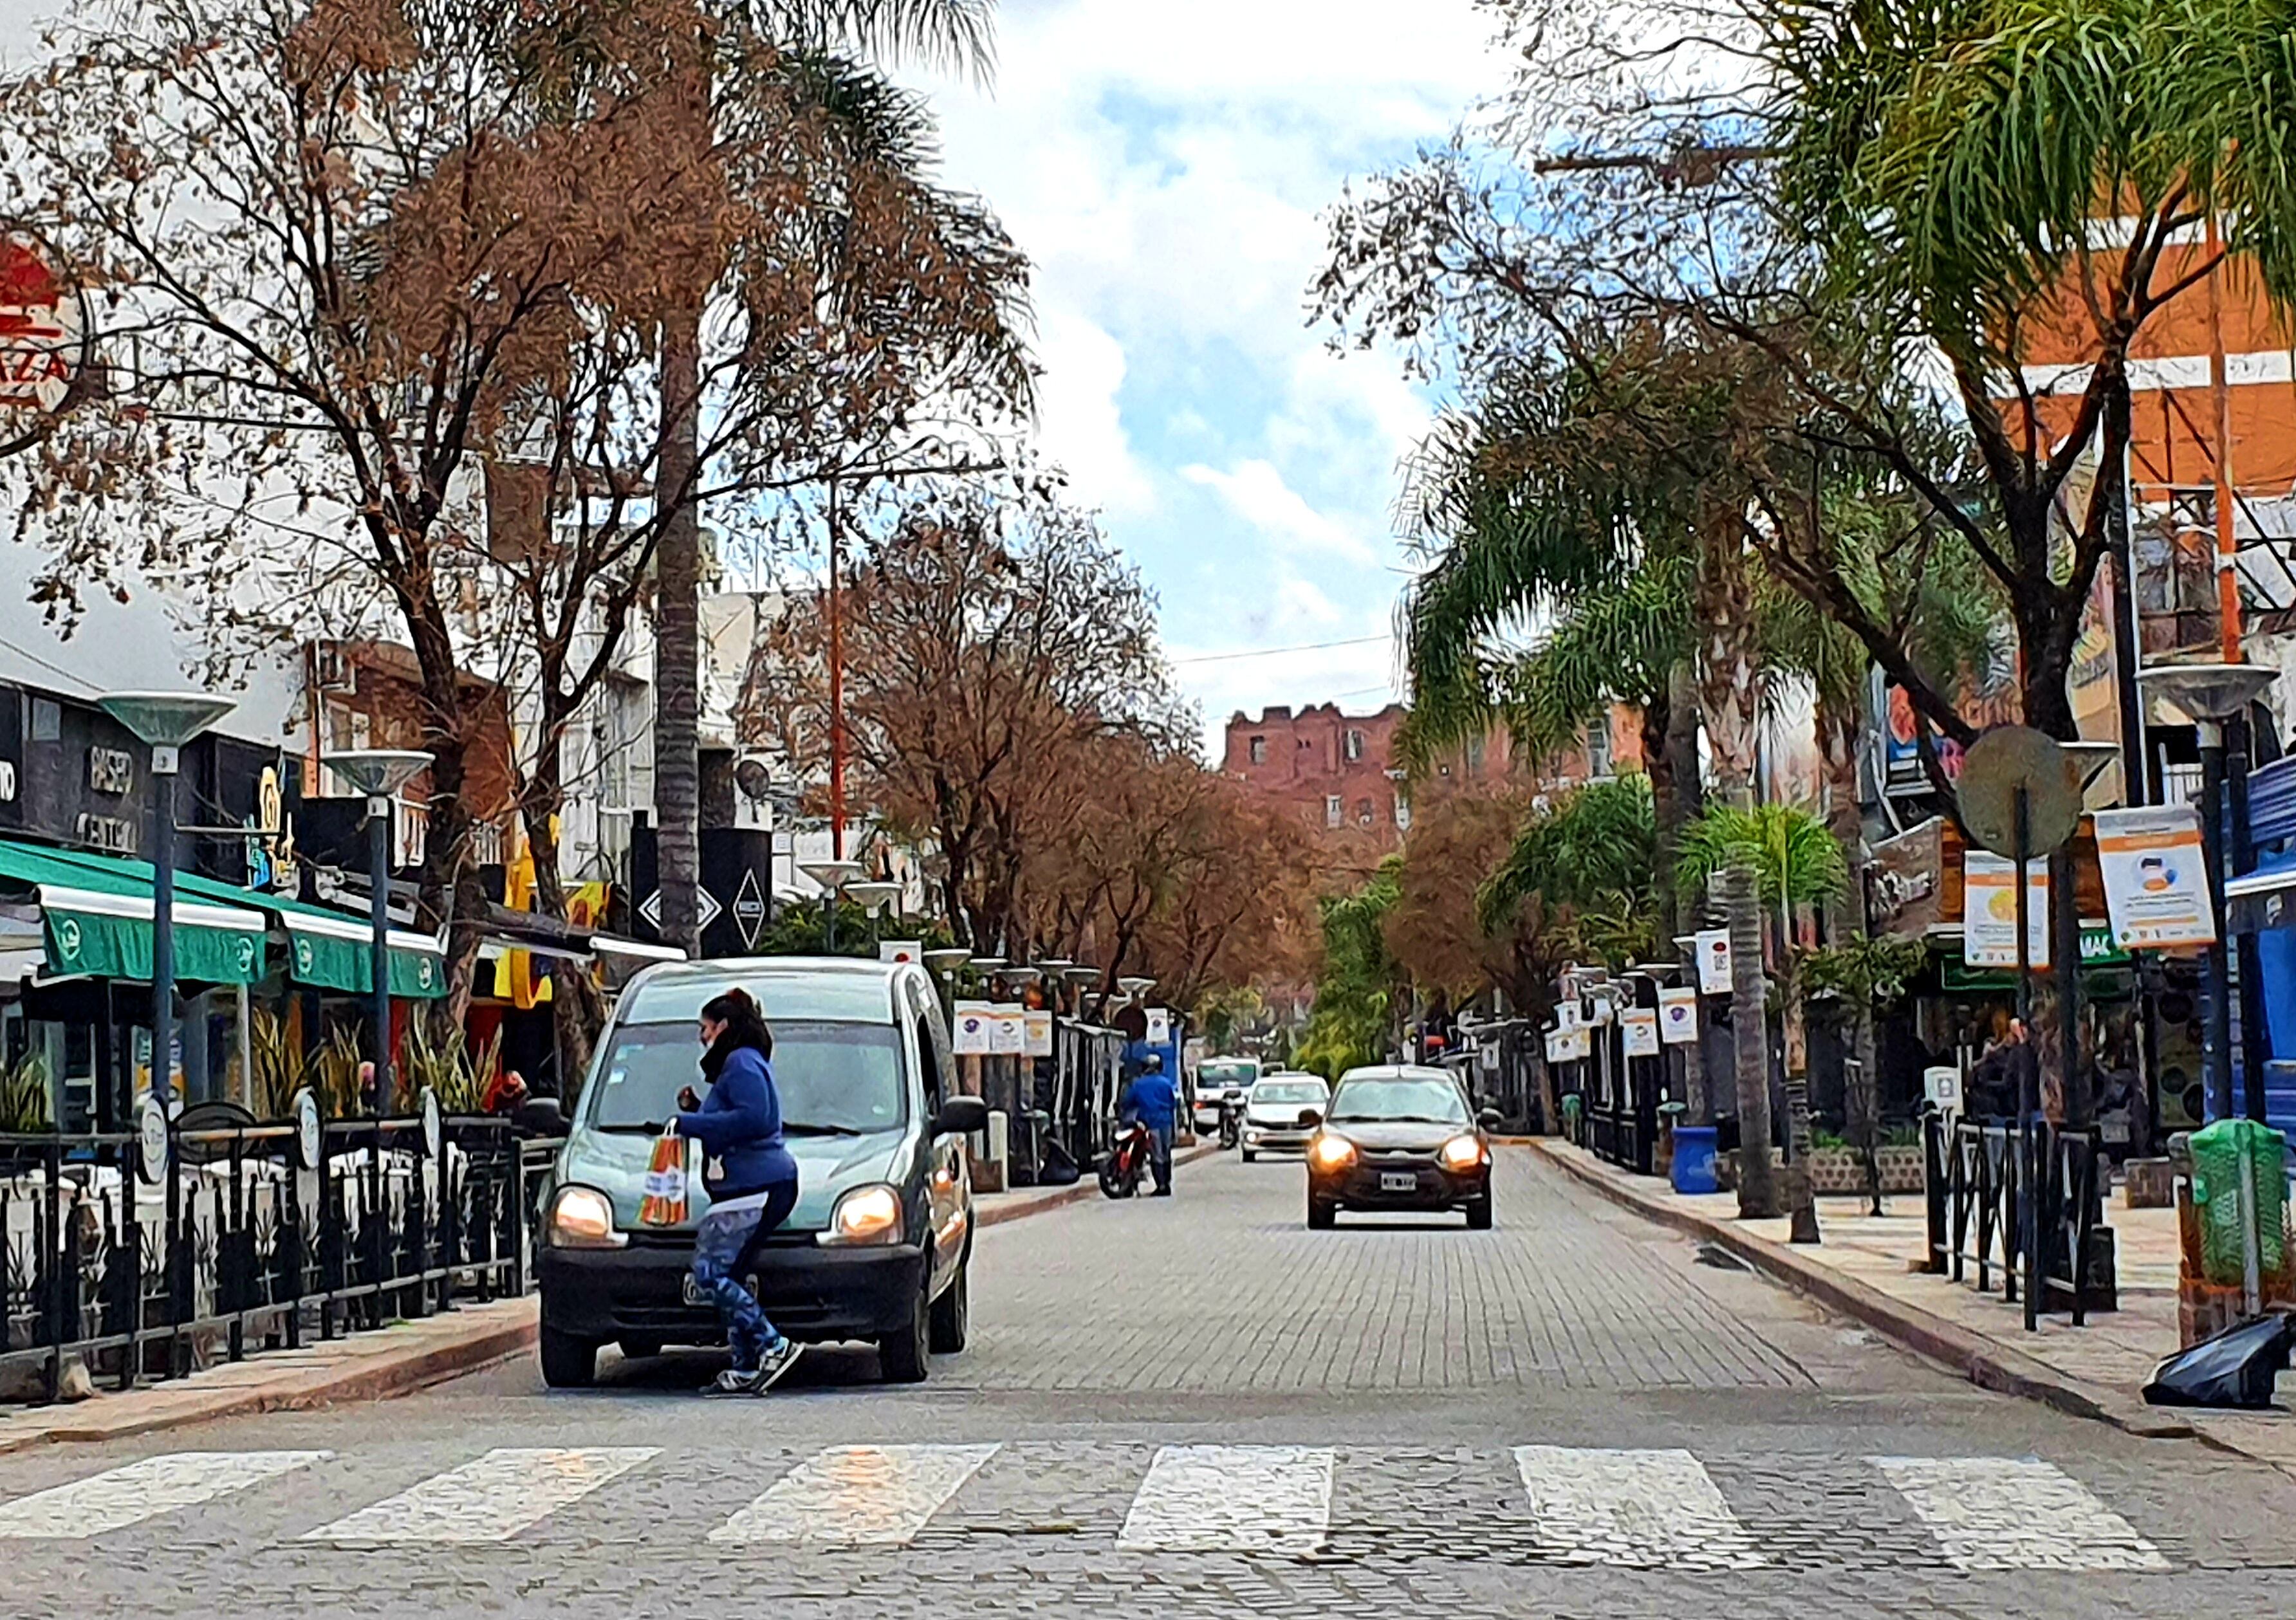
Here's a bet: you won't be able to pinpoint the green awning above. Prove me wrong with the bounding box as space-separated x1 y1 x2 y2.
140 863 447 1000
0 839 446 997
0 840 266 984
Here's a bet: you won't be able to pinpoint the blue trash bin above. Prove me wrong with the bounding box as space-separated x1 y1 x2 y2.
1670 1125 1719 1195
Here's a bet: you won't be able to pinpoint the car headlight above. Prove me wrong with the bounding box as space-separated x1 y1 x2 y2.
1244 1128 1263 1143
547 1184 625 1249
1439 1135 1487 1172
822 1183 905 1247
1309 1134 1357 1172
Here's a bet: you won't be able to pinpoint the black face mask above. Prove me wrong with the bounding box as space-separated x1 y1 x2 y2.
699 1022 769 1081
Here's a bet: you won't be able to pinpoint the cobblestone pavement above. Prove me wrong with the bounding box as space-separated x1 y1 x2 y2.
3 1149 2291 1617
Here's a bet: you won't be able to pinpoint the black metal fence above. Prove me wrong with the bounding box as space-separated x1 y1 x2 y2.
1 1112 554 1404
1923 1114 2102 1324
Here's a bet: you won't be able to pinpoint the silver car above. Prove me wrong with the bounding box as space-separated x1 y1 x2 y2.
1240 1074 1331 1161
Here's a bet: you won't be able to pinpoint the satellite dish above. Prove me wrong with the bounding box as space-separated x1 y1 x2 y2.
734 757 773 803
1957 725 2082 858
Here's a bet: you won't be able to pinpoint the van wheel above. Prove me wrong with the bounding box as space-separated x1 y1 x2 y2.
880 1272 931 1383
1465 1195 1494 1231
929 1259 969 1354
539 1323 598 1389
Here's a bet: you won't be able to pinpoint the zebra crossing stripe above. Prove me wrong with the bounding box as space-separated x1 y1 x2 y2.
1873 1455 2169 1571
0 1450 331 1539
1512 1445 1766 1570
1116 1444 1334 1554
710 1444 1001 1546
304 1448 658 1545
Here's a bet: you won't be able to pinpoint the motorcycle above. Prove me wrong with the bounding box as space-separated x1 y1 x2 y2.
1216 1091 1243 1150
1099 1118 1151 1199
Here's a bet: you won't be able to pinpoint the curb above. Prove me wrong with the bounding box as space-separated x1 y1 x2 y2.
0 1300 539 1458
974 1141 1221 1229
1526 1139 2197 1443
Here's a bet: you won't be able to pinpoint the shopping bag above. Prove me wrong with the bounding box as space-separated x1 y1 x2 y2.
638 1127 689 1226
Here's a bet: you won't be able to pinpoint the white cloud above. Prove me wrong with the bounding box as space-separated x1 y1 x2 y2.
1032 306 1156 516
1180 459 1378 566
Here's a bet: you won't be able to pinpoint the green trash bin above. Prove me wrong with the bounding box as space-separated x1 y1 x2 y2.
2189 1118 2287 1287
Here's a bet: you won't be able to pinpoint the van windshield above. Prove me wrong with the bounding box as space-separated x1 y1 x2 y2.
588 1020 908 1136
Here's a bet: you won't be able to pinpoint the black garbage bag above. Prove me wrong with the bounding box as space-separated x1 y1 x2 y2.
1035 1135 1080 1186
2142 1314 2293 1409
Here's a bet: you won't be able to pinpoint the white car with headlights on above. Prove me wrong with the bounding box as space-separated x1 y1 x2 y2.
1239 1075 1330 1161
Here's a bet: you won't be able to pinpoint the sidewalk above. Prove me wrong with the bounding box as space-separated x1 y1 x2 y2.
1530 1137 2296 1475
0 1141 1214 1455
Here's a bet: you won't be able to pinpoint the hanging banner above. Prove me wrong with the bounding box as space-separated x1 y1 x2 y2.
878 939 923 965
1023 1008 1054 1057
1145 1007 1172 1045
1963 852 2052 968
953 1000 992 1055
1694 929 1732 994
1555 999 1583 1031
1562 1026 1590 1060
1658 987 1699 1044
1544 1027 1568 1064
2095 804 2216 950
1620 1008 1660 1057
989 1003 1027 1056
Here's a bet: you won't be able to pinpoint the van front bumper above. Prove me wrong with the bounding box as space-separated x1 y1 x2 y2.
538 1235 927 1346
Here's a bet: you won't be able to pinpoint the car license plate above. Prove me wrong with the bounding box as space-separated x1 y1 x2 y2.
681 1275 707 1306
1380 1172 1416 1193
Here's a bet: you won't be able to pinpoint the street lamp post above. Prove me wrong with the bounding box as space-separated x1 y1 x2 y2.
2138 661 2277 1122
799 858 864 954
323 750 434 1114
100 692 236 1105
847 879 902 955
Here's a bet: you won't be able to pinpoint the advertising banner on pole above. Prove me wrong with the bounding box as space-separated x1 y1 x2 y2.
878 939 923 964
989 1004 1027 1056
1620 1008 1660 1057
1023 1008 1054 1057
1658 987 1699 1044
1694 929 1732 993
2095 804 2217 949
953 1000 992 1055
1963 852 2052 968
1145 1007 1172 1045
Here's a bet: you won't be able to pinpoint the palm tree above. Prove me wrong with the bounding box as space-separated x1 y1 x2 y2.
651 0 1001 953
1677 802 1847 1237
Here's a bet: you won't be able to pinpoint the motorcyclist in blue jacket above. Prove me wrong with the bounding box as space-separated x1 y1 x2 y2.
675 988 801 1395
1121 1053 1178 1197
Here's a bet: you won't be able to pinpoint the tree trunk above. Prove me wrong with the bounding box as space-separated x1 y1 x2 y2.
521 737 606 1101
1819 692 1883 1212
1718 858 1779 1219
653 309 703 957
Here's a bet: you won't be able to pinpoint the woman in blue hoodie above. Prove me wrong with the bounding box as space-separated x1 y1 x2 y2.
675 988 801 1395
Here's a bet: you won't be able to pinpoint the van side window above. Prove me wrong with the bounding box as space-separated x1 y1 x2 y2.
907 979 950 1107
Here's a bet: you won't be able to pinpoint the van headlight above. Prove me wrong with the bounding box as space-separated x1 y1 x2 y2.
546 1184 625 1249
821 1183 905 1247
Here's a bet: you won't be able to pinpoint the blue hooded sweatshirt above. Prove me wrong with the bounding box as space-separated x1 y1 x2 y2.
676 1043 798 1199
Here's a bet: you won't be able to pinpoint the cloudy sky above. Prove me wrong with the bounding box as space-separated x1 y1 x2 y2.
918 0 1504 753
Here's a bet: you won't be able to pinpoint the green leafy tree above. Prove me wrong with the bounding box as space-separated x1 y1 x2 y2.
1296 861 1405 1080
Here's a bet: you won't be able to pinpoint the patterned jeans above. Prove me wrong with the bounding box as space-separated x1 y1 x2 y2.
689 1181 798 1370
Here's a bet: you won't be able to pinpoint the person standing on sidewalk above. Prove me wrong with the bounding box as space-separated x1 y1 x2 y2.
1122 1053 1178 1197
676 989 802 1394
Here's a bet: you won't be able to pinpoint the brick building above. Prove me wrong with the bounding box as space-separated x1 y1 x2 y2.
1221 701 1642 865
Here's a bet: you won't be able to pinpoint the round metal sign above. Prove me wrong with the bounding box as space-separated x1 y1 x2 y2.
135 1093 170 1186
419 1085 443 1159
292 1086 323 1171
0 232 88 449
1957 724 2083 859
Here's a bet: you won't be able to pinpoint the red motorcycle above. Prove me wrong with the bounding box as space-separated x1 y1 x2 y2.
1098 1118 1151 1199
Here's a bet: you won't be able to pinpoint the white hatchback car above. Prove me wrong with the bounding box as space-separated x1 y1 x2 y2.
1240 1074 1331 1161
